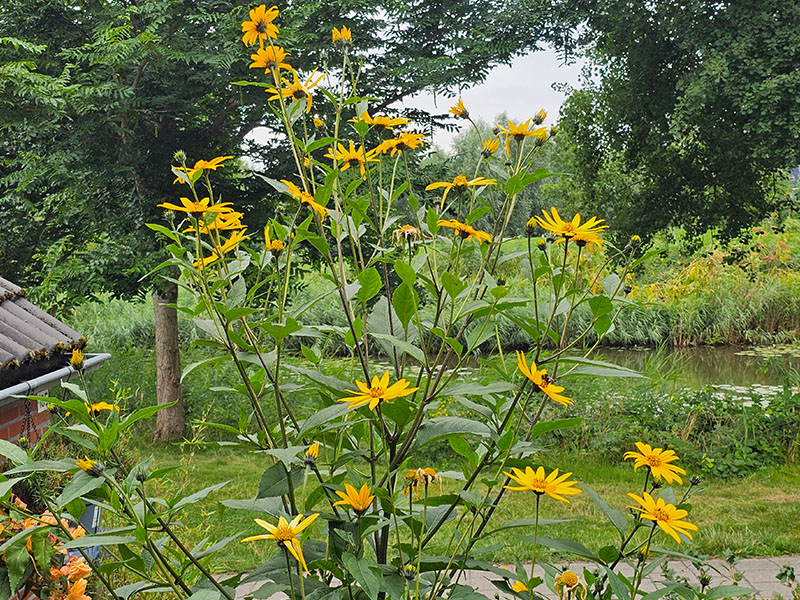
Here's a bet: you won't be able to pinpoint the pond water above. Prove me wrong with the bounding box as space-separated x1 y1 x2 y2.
595 345 800 388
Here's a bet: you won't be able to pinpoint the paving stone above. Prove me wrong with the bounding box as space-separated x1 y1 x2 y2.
231 556 800 599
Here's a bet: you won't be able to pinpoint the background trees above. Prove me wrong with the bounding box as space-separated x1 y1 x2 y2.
549 0 800 241
0 0 554 438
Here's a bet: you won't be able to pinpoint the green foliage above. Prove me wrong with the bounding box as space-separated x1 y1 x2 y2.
549 0 800 240
554 379 800 478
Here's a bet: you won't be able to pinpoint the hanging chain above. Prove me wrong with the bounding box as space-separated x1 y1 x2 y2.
19 397 38 445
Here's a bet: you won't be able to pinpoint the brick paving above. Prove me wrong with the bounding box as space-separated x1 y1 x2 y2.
233 555 800 599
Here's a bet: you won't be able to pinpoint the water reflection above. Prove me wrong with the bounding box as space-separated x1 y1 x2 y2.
595 346 800 388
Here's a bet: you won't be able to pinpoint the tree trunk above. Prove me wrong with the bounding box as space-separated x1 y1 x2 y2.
153 283 185 441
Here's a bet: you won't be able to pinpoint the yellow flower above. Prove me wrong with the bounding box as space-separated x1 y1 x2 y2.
533 109 548 125
249 46 291 73
158 196 234 214
425 175 497 209
339 371 419 411
88 402 120 413
496 119 548 143
436 219 492 244
331 26 352 46
241 4 279 48
305 442 320 459
264 225 285 252
373 132 426 156
626 492 698 544
530 207 607 243
313 117 324 128
481 138 500 158
333 483 375 514
184 211 245 235
266 69 325 113
516 350 572 407
624 442 687 485
324 141 378 177
241 514 319 572
280 180 328 217
70 349 83 368
570 230 603 249
172 155 234 183
351 111 411 132
449 99 469 119
510 581 528 593
193 230 247 269
76 457 102 477
503 466 581 503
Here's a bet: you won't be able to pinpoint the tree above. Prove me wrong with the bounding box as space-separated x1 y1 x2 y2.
549 0 800 240
1 0 557 438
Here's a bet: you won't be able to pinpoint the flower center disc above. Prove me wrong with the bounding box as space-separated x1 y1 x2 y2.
273 525 294 541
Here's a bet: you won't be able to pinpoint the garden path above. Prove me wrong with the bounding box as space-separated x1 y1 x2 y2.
233 555 800 599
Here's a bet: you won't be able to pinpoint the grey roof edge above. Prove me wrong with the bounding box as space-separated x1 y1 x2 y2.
0 353 111 403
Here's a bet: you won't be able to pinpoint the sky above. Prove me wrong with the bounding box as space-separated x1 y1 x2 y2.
394 48 586 152
246 47 586 156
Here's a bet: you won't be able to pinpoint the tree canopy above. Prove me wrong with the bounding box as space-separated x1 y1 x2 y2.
551 0 800 240
0 0 553 304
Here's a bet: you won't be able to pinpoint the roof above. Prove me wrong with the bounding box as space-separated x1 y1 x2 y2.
0 278 86 389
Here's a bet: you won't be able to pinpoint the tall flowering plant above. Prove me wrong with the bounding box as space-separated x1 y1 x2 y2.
0 5 755 600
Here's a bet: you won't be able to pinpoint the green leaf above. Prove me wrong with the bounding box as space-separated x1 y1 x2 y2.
0 440 27 465
412 417 492 449
342 553 381 600
57 471 105 507
121 401 177 432
426 208 440 235
392 283 416 329
369 333 425 363
172 481 229 510
601 566 630 600
63 532 138 549
441 271 466 299
529 417 583 439
5 543 30 596
219 497 282 516
263 317 303 342
559 357 645 379
704 586 759 600
484 518 573 535
297 403 350 439
429 327 463 356
355 268 383 303
182 355 227 383
5 459 77 474
394 260 416 287
257 463 303 498
529 537 598 561
581 484 628 539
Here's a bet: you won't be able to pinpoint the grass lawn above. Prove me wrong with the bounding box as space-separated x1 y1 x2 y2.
133 444 800 573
